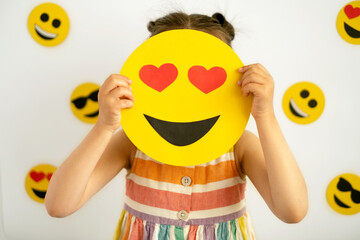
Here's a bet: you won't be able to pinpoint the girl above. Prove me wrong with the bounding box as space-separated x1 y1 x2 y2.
45 12 308 239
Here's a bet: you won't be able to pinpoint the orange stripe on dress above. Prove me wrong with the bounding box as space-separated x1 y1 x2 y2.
126 179 191 211
126 179 245 211
121 213 133 240
132 157 239 185
129 218 143 240
188 225 199 240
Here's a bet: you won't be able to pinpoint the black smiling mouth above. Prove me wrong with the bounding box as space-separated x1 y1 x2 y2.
85 110 99 118
144 114 220 146
32 188 47 199
34 24 57 40
289 99 308 118
334 194 350 208
344 22 360 39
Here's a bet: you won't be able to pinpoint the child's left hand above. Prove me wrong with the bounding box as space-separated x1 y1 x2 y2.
237 63 274 120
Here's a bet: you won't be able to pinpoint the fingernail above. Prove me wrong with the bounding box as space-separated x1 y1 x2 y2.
238 67 244 72
128 79 133 84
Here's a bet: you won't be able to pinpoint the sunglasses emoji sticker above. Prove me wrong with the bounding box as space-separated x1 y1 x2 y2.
120 30 252 166
70 83 100 124
326 173 360 215
25 164 57 203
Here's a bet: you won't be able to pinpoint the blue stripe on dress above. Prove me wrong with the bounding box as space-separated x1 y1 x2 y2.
158 224 171 240
217 222 230 240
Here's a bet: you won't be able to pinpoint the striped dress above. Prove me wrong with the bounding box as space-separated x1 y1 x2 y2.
113 149 255 240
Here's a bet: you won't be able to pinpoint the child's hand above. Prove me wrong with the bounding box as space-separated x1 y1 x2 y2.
237 63 274 120
97 74 134 132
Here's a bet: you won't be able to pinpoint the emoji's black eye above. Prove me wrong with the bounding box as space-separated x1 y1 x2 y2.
52 19 61 28
308 99 317 108
300 90 309 98
40 13 49 22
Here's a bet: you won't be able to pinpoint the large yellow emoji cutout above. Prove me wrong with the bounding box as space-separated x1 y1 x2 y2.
25 164 57 203
326 173 360 215
28 3 70 47
336 1 360 45
282 82 325 124
121 30 252 166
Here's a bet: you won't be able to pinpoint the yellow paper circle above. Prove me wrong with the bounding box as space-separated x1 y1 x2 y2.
28 3 70 47
336 1 360 45
70 83 100 124
25 164 57 203
282 82 325 124
326 173 360 215
120 30 251 166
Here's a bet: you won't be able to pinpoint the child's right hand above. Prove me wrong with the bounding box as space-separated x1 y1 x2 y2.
97 74 134 133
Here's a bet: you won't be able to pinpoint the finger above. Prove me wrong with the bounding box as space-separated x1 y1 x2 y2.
110 87 135 102
242 82 263 97
116 99 134 109
238 70 268 87
102 75 132 93
238 73 267 90
239 63 268 74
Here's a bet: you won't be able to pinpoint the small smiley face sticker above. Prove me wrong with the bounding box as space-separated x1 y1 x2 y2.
28 3 70 47
25 164 57 203
70 83 100 124
282 82 325 124
326 173 360 215
120 30 252 166
336 1 360 45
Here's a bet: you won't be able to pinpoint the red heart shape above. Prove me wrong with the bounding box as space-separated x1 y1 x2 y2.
30 171 45 182
139 63 178 92
188 66 227 94
344 5 360 19
46 173 53 181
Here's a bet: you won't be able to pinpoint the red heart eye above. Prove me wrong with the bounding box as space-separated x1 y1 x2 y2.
344 5 360 19
139 63 178 92
46 173 53 181
188 66 227 94
30 171 45 182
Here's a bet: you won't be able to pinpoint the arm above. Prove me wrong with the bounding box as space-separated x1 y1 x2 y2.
45 74 136 218
235 64 308 223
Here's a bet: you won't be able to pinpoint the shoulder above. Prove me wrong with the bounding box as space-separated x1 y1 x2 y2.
111 129 137 170
234 130 261 177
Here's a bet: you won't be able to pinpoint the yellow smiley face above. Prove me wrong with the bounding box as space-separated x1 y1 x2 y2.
326 173 360 215
336 1 360 45
25 164 57 203
28 3 70 47
120 30 251 166
282 82 325 124
70 83 100 124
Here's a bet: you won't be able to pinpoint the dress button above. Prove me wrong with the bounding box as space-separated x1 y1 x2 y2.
181 176 192 186
177 210 189 221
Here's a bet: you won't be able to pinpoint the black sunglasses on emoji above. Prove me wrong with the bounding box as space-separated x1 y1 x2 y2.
72 89 99 109
337 177 360 204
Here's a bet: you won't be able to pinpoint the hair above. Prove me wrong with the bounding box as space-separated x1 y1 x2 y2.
147 12 235 46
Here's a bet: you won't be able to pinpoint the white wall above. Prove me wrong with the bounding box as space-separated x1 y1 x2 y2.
1 0 359 239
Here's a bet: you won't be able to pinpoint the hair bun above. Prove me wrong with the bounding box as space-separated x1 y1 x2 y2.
147 21 156 33
212 12 235 41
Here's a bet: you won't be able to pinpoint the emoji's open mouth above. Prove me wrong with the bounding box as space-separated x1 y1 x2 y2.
85 110 99 118
289 99 308 118
35 24 57 40
344 22 360 38
144 114 220 146
334 195 350 208
32 188 46 199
